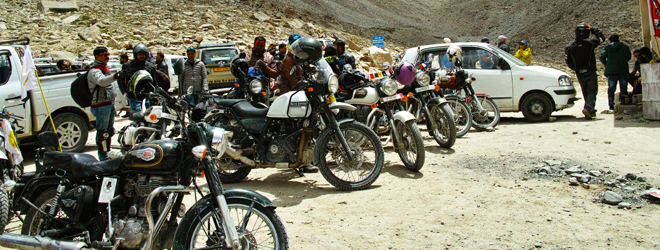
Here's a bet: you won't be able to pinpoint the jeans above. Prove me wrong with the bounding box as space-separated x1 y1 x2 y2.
91 104 115 160
185 91 202 106
129 99 150 113
607 74 628 109
577 73 598 114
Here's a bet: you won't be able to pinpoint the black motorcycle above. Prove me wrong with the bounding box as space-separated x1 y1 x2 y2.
226 53 272 106
5 88 288 250
204 39 385 190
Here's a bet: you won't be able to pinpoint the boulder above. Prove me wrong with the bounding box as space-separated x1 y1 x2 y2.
205 10 218 20
46 51 77 61
284 19 304 29
602 191 623 205
199 24 216 30
62 14 80 24
368 46 393 68
78 25 101 42
251 12 270 22
0 22 6 30
38 0 79 13
108 38 122 49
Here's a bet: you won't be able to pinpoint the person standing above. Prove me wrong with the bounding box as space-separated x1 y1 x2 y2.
278 34 302 95
336 40 357 70
245 37 278 78
565 23 606 119
179 47 208 105
478 37 495 69
87 47 120 160
515 40 532 65
497 35 510 53
117 44 169 112
599 34 631 110
155 52 169 75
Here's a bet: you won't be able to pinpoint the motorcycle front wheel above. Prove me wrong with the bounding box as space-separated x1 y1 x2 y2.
316 122 384 191
394 120 425 171
469 97 500 131
446 98 472 138
174 198 288 250
427 103 457 148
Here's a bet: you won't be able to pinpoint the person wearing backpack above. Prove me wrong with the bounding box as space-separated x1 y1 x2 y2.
87 46 120 160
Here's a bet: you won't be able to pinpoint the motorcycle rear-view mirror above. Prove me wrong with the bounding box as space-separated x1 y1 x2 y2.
173 58 184 75
37 131 60 148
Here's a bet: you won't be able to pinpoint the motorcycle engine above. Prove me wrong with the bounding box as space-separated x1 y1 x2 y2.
266 135 290 162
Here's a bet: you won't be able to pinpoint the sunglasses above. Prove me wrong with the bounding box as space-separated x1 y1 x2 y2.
100 52 110 57
255 41 266 46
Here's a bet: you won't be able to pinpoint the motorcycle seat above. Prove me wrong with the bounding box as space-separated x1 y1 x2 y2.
43 152 122 179
216 99 246 107
232 101 269 117
129 112 146 122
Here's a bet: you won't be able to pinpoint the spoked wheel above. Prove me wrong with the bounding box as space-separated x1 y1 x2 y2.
22 189 73 236
317 122 384 191
446 98 472 138
393 120 425 171
469 96 500 131
427 103 457 148
215 154 251 184
174 198 288 250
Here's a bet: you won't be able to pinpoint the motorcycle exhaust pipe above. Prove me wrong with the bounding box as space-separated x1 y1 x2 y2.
0 233 89 250
224 147 256 167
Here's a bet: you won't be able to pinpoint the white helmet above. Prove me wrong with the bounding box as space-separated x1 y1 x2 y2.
446 45 462 63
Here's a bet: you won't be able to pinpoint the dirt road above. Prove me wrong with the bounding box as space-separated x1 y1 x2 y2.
4 89 659 250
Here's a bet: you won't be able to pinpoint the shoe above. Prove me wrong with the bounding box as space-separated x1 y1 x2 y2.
301 165 319 173
582 109 592 120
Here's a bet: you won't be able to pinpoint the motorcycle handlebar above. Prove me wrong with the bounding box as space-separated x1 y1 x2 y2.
157 88 174 103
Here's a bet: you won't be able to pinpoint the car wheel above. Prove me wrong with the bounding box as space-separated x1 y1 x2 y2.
521 93 553 122
42 113 89 152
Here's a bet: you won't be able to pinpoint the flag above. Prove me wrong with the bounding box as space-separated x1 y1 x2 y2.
20 45 38 100
2 119 22 165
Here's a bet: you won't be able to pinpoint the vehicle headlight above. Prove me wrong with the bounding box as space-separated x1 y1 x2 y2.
381 78 398 96
558 75 573 86
416 71 430 87
211 127 233 156
249 79 262 94
328 75 339 94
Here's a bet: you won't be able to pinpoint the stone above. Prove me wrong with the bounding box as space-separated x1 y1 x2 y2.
544 160 562 166
47 40 60 45
568 177 579 186
588 171 601 177
78 25 101 42
132 29 145 35
285 19 304 29
199 24 215 30
637 176 647 182
183 11 194 16
617 202 632 209
535 242 542 248
0 22 6 30
62 14 80 24
565 166 581 174
623 187 636 192
602 191 623 205
38 0 79 13
251 12 270 22
572 131 578 134
205 10 218 20
581 138 589 141
108 38 122 49
368 46 394 68
579 176 590 183
625 173 637 180
604 141 612 144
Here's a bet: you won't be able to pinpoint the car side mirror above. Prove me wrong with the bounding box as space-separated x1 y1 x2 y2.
498 58 510 70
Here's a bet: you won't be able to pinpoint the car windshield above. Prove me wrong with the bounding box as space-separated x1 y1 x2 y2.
201 48 237 64
487 44 528 66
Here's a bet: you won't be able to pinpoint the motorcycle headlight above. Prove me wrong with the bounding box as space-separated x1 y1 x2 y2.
211 127 233 156
558 75 573 86
328 75 339 94
416 71 430 87
381 78 398 96
249 79 262 94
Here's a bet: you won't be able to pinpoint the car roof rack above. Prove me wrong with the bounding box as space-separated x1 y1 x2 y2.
0 38 30 46
197 42 236 49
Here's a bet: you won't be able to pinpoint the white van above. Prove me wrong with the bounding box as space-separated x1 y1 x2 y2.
400 42 578 122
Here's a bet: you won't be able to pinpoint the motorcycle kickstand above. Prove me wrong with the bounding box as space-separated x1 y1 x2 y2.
294 167 305 177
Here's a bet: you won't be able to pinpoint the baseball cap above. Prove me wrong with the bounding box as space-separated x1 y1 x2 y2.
443 38 452 43
186 47 196 52
498 35 507 41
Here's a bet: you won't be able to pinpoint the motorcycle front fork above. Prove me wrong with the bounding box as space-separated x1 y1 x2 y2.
466 85 487 115
322 104 356 162
202 157 241 249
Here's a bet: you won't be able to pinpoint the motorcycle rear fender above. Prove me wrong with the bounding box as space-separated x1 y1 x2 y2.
441 94 462 100
328 102 357 111
428 97 448 105
475 93 491 98
392 111 416 123
187 188 276 211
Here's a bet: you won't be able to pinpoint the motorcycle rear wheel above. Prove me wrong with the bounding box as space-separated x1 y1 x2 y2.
22 189 71 236
469 97 500 131
446 98 472 138
316 122 384 191
394 120 425 171
428 103 457 148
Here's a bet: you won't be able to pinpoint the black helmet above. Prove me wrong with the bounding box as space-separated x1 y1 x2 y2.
575 23 589 40
230 52 249 79
290 37 323 65
133 43 149 60
481 37 490 43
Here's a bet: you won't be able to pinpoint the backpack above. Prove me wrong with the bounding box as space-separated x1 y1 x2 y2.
70 69 99 108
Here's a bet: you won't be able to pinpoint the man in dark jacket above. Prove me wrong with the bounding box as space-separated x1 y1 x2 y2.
336 40 356 70
117 44 170 112
155 52 169 76
599 34 631 110
565 23 606 119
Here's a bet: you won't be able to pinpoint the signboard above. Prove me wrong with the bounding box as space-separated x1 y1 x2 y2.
372 36 384 48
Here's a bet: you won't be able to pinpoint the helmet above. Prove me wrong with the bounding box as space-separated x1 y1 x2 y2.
575 23 589 40
393 62 416 85
230 53 249 79
324 45 338 57
129 70 154 98
290 37 323 65
481 37 490 43
133 44 149 60
446 45 462 63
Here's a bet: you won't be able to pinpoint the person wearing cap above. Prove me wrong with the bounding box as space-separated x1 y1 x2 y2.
179 47 208 105
278 33 303 95
497 35 510 53
515 40 532 65
245 36 278 79
478 37 495 69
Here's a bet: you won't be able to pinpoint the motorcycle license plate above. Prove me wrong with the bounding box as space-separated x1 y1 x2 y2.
415 85 435 93
214 67 229 72
381 93 403 103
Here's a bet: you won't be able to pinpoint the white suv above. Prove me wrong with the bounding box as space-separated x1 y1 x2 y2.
400 42 577 122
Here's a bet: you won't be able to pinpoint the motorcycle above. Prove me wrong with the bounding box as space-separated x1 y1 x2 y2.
440 69 500 131
204 52 385 190
335 69 425 171
429 69 473 138
0 106 25 232
4 88 288 250
400 63 457 148
226 53 273 106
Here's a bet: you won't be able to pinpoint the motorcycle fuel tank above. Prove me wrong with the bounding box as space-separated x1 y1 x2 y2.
267 91 312 118
123 140 182 171
344 87 380 105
